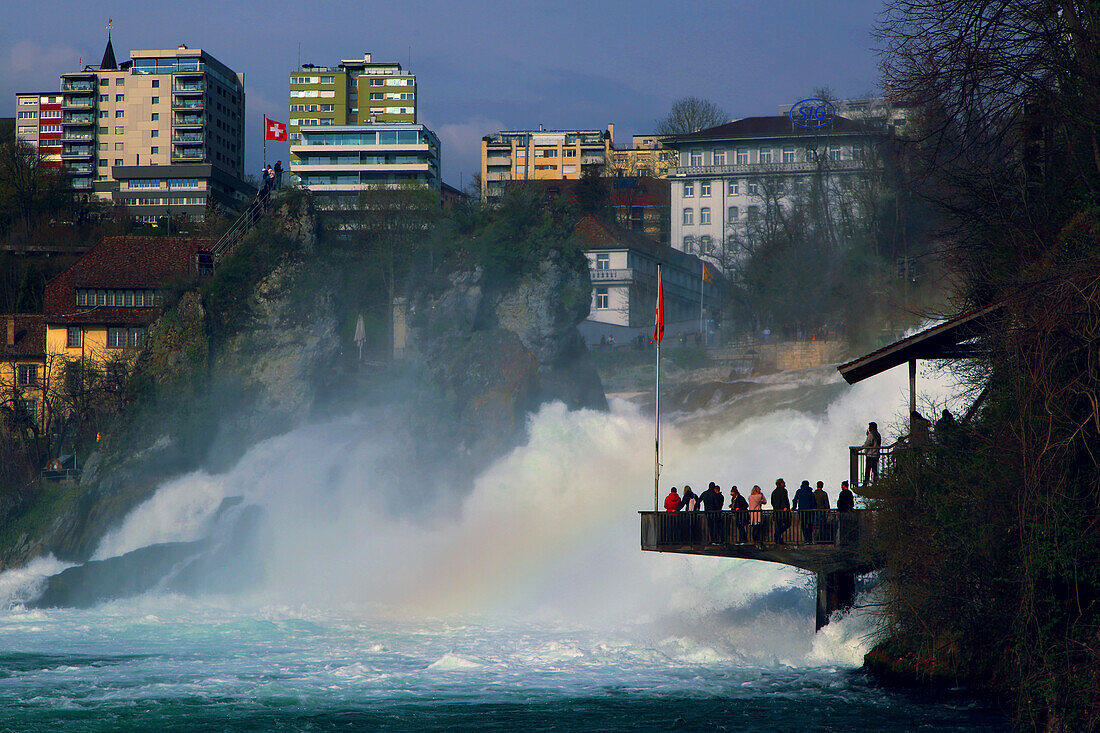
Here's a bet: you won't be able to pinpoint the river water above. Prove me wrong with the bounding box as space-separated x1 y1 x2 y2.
0 366 1008 731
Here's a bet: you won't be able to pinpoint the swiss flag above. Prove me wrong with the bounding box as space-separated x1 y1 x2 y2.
654 269 664 344
265 117 287 141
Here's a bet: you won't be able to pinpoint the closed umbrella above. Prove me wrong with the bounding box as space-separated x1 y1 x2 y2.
354 314 366 361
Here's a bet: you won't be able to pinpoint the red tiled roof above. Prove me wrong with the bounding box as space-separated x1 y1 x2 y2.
669 115 880 143
44 236 214 325
1 315 46 359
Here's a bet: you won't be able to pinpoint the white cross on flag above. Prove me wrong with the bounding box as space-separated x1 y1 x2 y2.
265 117 287 141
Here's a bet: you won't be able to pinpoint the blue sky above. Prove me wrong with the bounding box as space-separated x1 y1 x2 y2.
1 0 885 185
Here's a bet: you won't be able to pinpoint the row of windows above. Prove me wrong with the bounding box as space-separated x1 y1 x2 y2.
685 146 861 167
367 106 414 115
63 325 147 349
297 153 429 165
681 206 761 227
369 78 413 86
514 148 580 158
76 289 162 308
685 180 770 197
298 130 427 146
290 75 336 84
124 178 205 189
125 196 206 206
290 104 336 112
291 89 337 99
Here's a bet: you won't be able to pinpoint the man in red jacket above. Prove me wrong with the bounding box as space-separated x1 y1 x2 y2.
664 487 681 513
662 487 682 543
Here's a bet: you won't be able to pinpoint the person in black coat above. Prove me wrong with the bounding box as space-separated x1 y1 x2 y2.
836 480 856 542
837 481 855 511
793 480 816 543
730 486 749 542
771 478 791 543
700 483 724 543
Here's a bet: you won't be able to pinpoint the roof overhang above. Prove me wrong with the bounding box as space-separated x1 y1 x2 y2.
838 304 1002 384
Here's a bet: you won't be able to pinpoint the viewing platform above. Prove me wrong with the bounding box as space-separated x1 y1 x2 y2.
640 509 879 629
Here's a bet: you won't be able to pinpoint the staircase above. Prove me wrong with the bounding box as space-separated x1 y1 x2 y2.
210 190 277 263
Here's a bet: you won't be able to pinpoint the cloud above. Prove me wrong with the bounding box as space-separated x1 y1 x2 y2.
0 40 82 115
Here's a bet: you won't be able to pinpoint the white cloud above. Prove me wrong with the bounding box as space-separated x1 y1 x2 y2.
426 115 506 186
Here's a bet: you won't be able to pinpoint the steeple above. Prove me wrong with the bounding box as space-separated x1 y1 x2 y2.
100 19 117 70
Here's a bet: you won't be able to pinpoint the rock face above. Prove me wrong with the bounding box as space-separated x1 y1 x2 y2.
0 205 606 573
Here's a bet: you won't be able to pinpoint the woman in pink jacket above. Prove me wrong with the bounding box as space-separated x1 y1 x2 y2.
748 485 767 544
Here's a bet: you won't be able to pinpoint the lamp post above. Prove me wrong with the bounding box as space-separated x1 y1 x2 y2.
166 207 171 236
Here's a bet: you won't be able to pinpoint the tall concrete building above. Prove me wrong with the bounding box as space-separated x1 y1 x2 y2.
288 53 417 156
54 36 251 221
480 126 613 201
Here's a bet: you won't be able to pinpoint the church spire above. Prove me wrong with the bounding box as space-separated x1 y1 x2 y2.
100 19 117 70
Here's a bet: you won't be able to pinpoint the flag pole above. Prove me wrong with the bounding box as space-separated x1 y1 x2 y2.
699 262 705 342
263 115 267 168
654 266 662 511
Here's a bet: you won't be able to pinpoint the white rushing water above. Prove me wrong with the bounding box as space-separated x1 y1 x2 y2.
0 362 1003 732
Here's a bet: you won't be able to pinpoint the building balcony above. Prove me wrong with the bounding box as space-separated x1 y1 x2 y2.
61 81 96 92
61 132 95 142
71 179 93 189
171 148 205 161
172 82 205 94
61 147 94 158
63 97 96 109
668 160 868 177
173 114 204 127
64 162 94 173
590 267 651 284
62 114 95 125
581 156 605 165
172 98 205 110
172 132 204 143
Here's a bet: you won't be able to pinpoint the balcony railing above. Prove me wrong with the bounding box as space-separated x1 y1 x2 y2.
61 147 94 157
668 160 868 177
172 149 204 160
63 98 95 109
640 509 870 549
172 82 205 93
172 98 204 110
65 163 93 173
590 267 645 283
173 115 204 127
72 179 93 189
61 82 96 92
62 132 94 141
63 114 95 125
172 132 204 143
849 443 897 489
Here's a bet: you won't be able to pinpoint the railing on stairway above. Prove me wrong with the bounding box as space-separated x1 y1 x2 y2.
210 188 278 263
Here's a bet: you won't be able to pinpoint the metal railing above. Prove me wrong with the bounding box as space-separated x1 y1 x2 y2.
640 509 869 548
849 444 897 489
172 98 204 109
210 188 279 262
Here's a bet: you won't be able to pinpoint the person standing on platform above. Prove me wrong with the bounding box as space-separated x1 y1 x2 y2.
813 480 831 542
837 480 856 542
700 483 724 543
793 480 816 543
274 160 284 190
862 422 882 484
731 486 749 542
771 478 791 543
664 487 681 513
748 486 766 544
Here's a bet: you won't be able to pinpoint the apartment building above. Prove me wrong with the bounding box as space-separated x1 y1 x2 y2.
290 122 441 204
605 134 678 178
480 126 613 201
14 92 63 168
666 116 885 268
54 37 251 220
288 53 417 156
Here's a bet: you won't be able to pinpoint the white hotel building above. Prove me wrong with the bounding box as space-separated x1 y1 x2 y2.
666 116 884 268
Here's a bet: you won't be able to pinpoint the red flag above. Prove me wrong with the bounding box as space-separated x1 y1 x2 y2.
654 269 665 343
265 117 287 141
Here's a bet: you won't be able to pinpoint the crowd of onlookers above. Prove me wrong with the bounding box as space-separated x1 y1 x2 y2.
662 479 857 546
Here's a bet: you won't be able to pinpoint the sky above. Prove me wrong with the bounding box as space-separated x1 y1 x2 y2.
0 0 886 187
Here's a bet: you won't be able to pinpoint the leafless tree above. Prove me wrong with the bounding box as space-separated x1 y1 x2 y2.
656 97 730 136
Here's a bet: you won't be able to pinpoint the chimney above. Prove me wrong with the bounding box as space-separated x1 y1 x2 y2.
607 123 615 143
6 317 14 347
364 52 372 62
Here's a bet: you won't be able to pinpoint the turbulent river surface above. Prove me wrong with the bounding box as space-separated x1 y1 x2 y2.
0 365 1008 731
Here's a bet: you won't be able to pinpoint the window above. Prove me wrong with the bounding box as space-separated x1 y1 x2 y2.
17 111 38 119
595 253 610 270
99 159 108 167
759 149 773 163
151 113 159 121
115 126 125 134
114 142 124 150
152 79 160 88
728 206 739 221
830 147 842 161
682 236 694 253
319 76 335 84
700 207 711 225
99 111 109 119
17 399 36 421
747 182 758 195
98 142 107 151
690 149 703 166
699 235 713 253
151 146 159 154
369 92 383 100
714 150 726 165
151 96 159 104
728 180 739 195
98 126 108 134
116 77 124 86
99 94 108 102
116 94 125 102
100 78 109 86
107 328 126 348
782 147 795 163
683 181 694 197
700 180 711 196
370 78 383 86
17 364 38 387
115 110 125 118
563 149 577 158
736 149 748 165
852 144 863 160
683 208 694 225
595 287 609 309
114 159 123 166
150 129 158 138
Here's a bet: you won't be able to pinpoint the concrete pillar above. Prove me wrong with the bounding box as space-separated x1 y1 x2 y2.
816 570 857 630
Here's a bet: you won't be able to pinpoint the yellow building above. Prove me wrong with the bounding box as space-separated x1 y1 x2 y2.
606 135 678 178
481 125 614 201
1 315 47 427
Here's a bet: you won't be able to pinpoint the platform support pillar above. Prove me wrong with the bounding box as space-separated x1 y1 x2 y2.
816 570 856 630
